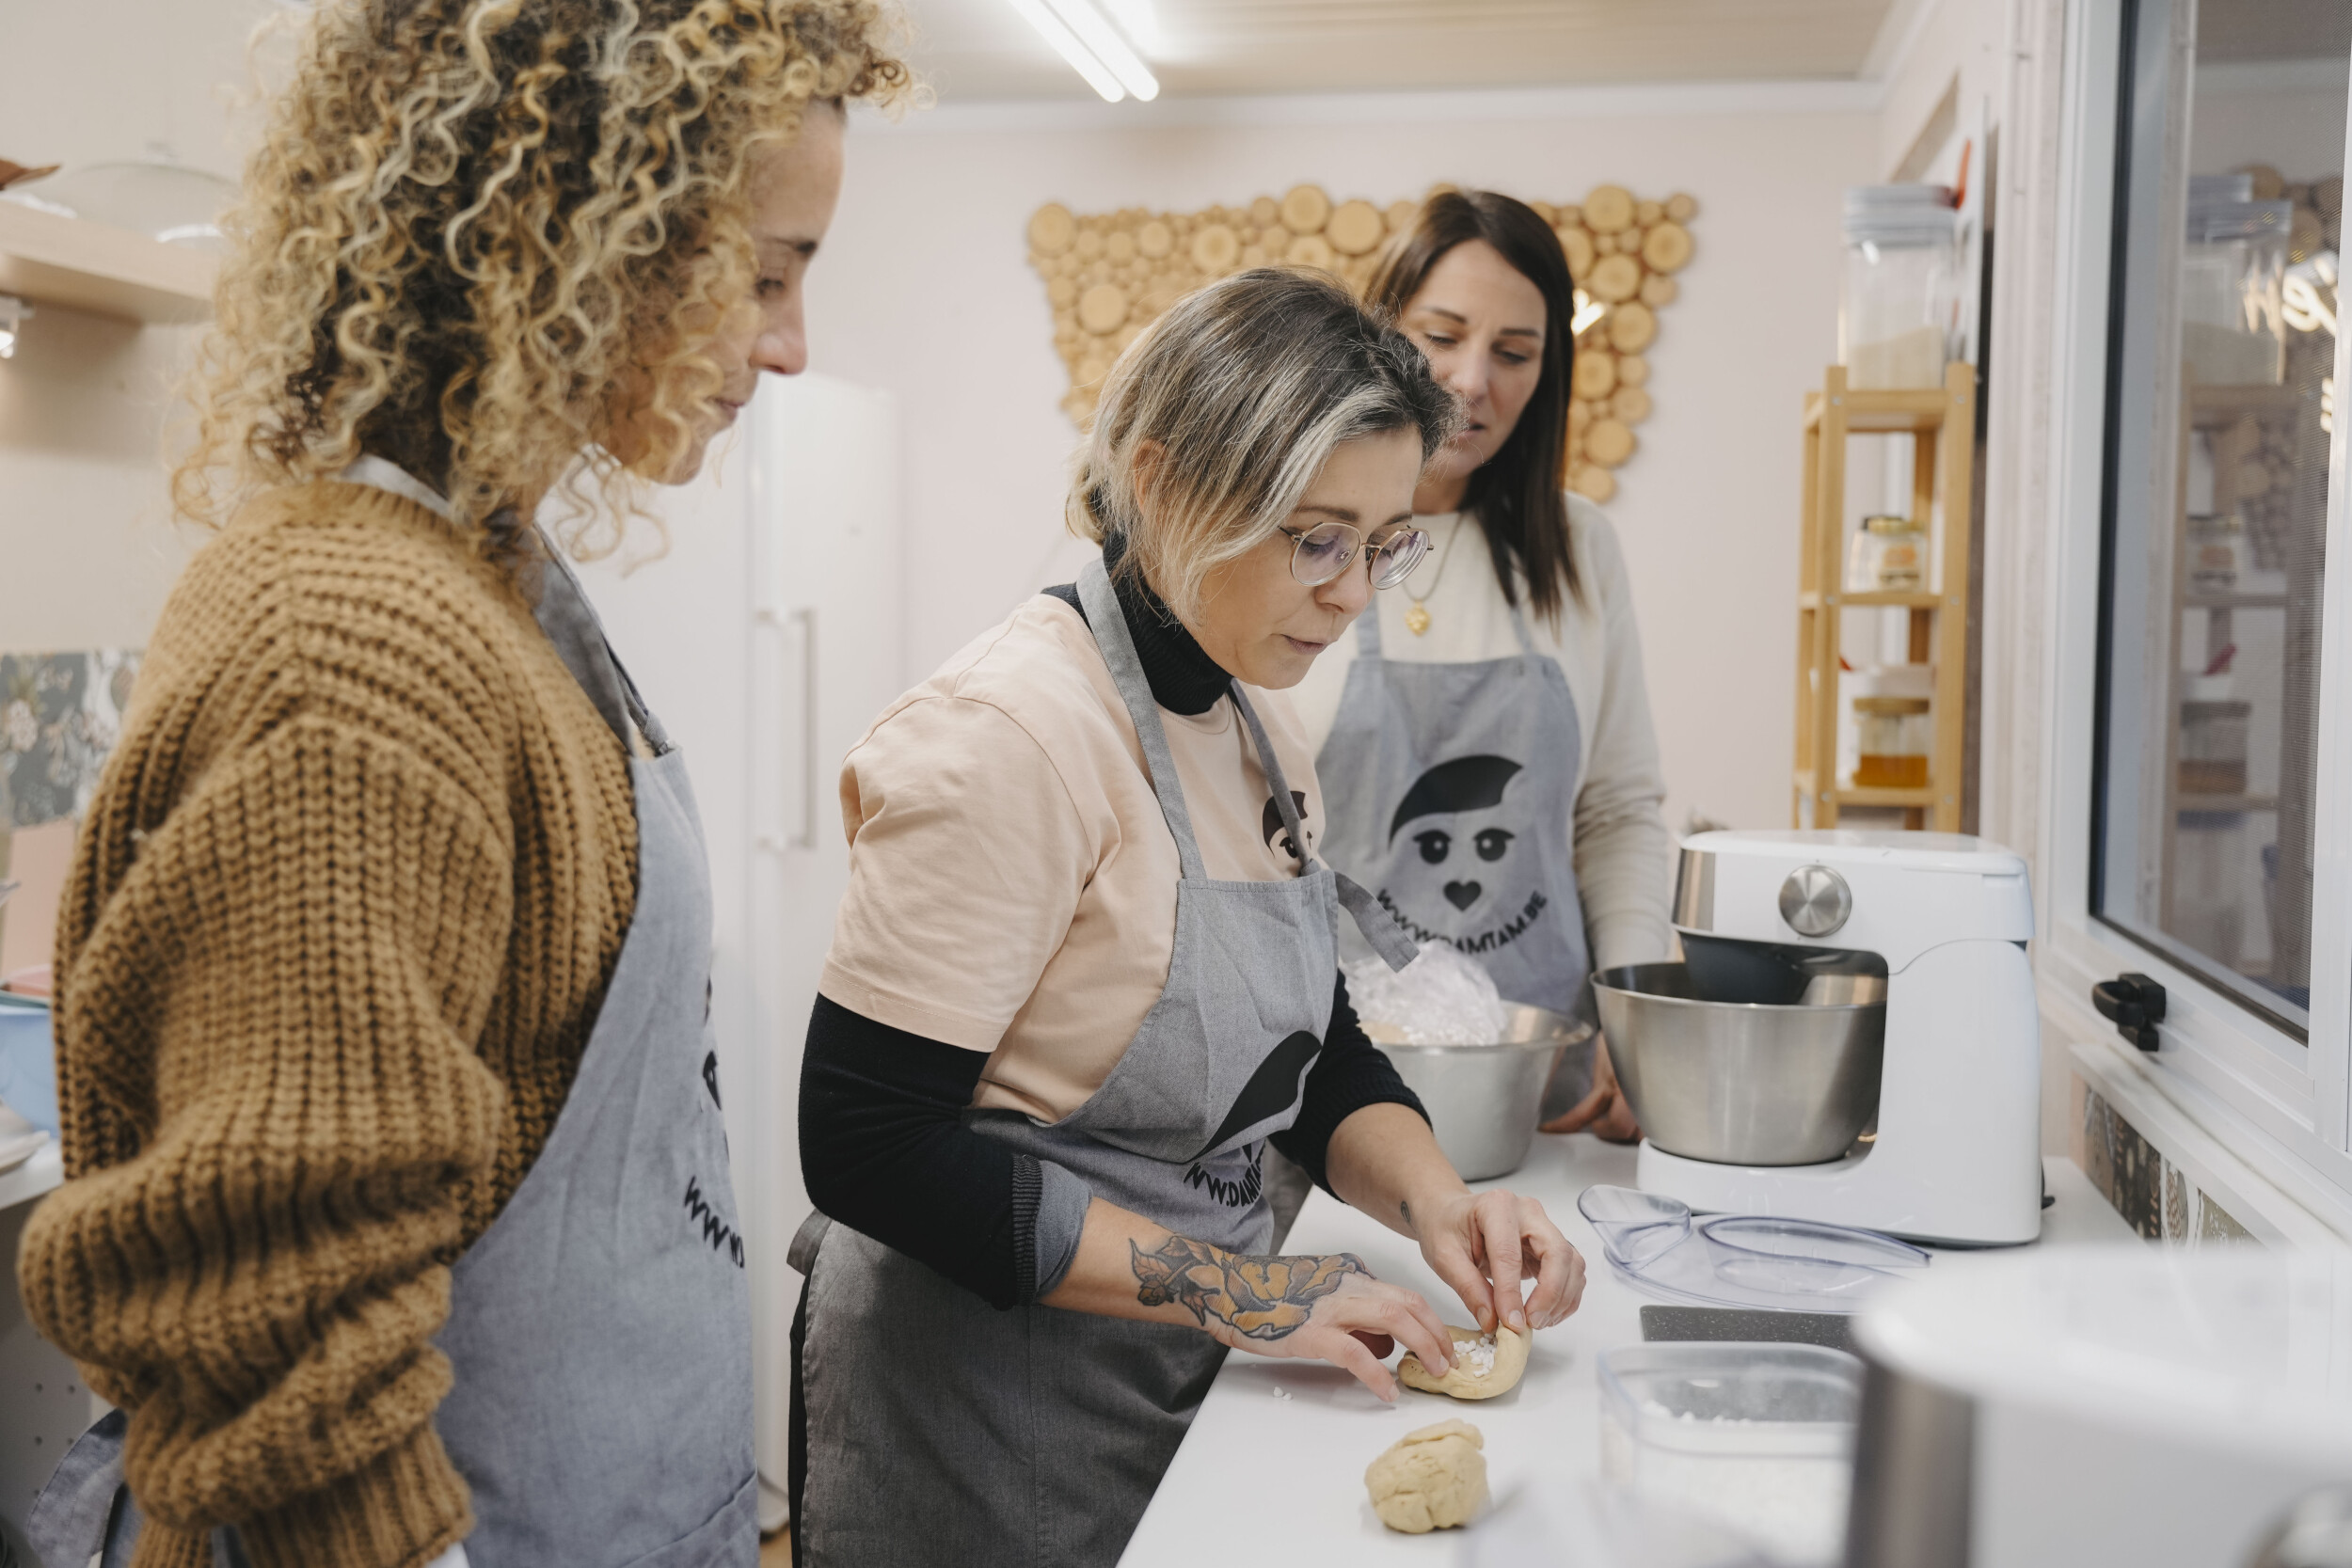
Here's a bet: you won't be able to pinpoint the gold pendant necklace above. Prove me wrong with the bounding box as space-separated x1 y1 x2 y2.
1402 516 1465 636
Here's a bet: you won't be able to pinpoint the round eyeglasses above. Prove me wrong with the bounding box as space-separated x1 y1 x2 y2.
1279 521 1432 591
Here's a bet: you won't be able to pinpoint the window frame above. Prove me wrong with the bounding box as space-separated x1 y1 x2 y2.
2036 0 2352 1202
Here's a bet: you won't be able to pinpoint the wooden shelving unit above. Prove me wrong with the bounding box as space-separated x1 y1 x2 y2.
1792 361 1978 832
0 198 215 325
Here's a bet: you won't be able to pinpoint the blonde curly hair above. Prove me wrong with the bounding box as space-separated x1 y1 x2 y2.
175 0 912 559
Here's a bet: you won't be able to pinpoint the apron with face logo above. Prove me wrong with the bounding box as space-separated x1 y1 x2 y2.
789 557 1410 1568
1314 576 1592 1035
26 494 758 1568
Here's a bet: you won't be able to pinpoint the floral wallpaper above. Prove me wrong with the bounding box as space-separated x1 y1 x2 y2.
1 651 141 830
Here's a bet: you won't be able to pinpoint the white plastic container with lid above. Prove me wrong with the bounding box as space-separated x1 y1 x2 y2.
1840 185 1962 390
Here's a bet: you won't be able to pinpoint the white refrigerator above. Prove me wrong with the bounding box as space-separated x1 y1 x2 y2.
571 372 903 1521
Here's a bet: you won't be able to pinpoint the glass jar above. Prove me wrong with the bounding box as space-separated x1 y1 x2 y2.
2182 175 2289 387
1840 185 1962 390
2178 699 2252 797
1846 515 1929 593
1853 696 1931 788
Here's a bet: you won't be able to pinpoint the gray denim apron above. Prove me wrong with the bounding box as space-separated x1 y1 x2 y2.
790 558 1410 1568
28 519 757 1568
1315 581 1591 1033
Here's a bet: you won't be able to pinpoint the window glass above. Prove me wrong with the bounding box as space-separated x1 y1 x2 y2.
2093 0 2351 1034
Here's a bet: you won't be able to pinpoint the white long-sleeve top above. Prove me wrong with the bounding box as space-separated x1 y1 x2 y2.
1289 497 1676 974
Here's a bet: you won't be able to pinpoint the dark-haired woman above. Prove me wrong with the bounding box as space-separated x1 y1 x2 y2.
1294 190 1673 1141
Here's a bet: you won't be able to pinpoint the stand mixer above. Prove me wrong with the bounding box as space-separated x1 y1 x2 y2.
1599 830 2042 1246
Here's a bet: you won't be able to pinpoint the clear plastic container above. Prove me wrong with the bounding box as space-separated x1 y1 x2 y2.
1840 185 1961 390
2185 514 2246 594
1853 696 1930 788
2183 174 2289 387
1845 515 1928 593
1597 1342 1864 1568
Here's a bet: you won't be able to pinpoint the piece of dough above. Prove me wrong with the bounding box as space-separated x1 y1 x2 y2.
1365 1418 1487 1533
1398 1324 1529 1400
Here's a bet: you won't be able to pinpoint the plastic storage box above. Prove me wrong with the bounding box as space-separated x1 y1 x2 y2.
1597 1341 1864 1568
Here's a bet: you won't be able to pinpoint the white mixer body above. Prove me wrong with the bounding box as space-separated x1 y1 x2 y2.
1637 830 2044 1245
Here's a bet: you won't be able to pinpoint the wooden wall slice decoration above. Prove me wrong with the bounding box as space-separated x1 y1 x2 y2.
1026 183 1697 506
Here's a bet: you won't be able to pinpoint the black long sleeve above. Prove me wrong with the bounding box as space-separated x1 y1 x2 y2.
1272 970 1430 1195
799 994 1044 1309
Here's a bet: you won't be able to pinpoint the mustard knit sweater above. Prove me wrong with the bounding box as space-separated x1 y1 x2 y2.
17 482 640 1568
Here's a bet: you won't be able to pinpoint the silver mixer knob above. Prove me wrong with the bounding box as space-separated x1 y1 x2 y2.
1778 864 1852 937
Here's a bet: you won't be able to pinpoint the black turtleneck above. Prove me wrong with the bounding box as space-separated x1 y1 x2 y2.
1041 559 1232 717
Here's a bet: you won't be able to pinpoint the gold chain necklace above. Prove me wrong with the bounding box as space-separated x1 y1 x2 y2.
1402 515 1467 637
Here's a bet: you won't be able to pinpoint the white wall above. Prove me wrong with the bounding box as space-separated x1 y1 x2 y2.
812 88 1880 832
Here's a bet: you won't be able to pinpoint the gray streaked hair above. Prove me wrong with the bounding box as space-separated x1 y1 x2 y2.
1069 268 1461 620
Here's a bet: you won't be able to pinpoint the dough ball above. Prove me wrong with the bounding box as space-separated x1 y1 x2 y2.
1397 1324 1529 1401
1365 1418 1487 1533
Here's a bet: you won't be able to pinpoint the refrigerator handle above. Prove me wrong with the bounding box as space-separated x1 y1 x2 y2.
791 607 819 849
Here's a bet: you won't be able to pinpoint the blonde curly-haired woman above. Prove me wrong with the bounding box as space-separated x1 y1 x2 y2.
15 6 907 1568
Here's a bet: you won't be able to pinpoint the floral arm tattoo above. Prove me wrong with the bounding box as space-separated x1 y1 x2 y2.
1129 1235 1368 1341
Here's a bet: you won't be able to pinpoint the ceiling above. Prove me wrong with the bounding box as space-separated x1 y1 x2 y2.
896 0 1909 103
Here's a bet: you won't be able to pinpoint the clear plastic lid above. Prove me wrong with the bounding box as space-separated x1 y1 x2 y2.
1578 1185 1930 1314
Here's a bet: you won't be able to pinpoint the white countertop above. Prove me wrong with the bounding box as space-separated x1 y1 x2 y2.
1120 1134 2138 1564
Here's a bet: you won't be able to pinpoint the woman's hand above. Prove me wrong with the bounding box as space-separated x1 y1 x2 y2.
1126 1233 1455 1402
1541 1033 1643 1143
1404 1187 1587 1336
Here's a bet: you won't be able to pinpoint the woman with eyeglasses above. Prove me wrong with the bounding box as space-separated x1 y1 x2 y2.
787 269 1586 1568
1293 191 1675 1147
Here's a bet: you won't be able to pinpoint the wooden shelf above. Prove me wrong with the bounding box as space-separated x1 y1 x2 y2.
0 1136 61 1213
1791 362 1977 833
0 198 214 325
2186 383 2303 426
1803 384 1972 434
2177 793 2280 813
1799 589 1947 610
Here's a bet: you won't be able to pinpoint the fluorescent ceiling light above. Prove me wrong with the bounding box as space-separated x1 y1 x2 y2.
1005 0 1125 102
1043 0 1159 101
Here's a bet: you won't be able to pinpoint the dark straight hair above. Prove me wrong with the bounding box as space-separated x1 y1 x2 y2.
1364 190 1581 621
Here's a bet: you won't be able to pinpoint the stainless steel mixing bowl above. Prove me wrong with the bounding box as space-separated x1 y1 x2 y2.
1593 961 1887 1166
1372 1005 1591 1180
